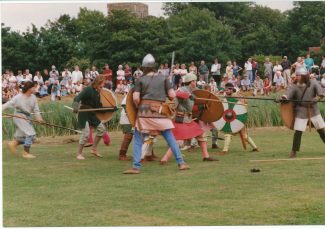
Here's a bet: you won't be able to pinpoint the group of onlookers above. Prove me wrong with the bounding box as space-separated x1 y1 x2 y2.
3 54 325 103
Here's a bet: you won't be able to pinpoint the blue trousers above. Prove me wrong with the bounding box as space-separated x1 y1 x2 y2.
132 129 185 169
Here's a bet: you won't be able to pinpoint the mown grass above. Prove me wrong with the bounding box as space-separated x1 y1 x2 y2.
2 128 325 226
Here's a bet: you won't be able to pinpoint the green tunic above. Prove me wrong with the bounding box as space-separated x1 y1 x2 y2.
73 86 102 129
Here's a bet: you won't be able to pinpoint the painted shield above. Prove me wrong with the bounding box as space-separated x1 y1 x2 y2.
96 88 117 123
213 97 248 133
280 102 295 130
125 88 137 127
192 90 224 122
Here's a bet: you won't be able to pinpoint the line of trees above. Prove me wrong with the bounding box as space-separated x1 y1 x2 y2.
2 2 325 74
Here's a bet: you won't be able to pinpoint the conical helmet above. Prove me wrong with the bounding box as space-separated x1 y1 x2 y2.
142 54 155 68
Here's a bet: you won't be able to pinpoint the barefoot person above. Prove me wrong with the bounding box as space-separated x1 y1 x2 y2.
72 75 108 160
124 54 189 174
2 81 44 159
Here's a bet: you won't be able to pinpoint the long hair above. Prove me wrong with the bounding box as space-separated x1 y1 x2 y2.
92 74 106 88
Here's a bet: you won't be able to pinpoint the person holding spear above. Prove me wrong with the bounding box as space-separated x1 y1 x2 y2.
2 81 44 159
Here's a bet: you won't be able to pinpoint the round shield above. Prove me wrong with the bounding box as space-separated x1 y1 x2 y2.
280 102 295 130
192 90 224 122
213 97 248 133
96 88 117 123
125 88 137 127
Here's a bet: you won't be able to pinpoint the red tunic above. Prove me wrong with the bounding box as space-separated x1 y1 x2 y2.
172 121 204 140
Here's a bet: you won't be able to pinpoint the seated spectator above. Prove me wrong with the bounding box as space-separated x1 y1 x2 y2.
321 73 325 88
253 75 264 96
61 68 72 86
133 65 143 79
16 70 24 82
61 85 69 97
51 80 61 101
263 77 272 96
241 75 251 91
8 71 18 89
115 81 126 94
220 77 229 90
74 81 83 95
89 66 99 82
228 75 237 87
66 79 74 94
39 82 49 98
196 75 206 89
273 71 284 92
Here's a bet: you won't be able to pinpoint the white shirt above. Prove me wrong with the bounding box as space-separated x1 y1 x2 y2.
211 63 221 75
321 78 325 86
244 62 252 71
9 75 17 83
273 64 283 73
71 70 83 84
25 74 33 81
33 75 44 84
274 76 284 86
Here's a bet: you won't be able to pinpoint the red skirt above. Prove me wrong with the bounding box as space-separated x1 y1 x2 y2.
172 121 204 140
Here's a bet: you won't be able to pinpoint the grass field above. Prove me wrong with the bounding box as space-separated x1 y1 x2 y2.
2 127 325 226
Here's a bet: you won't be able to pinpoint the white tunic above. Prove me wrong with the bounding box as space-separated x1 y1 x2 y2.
2 93 41 137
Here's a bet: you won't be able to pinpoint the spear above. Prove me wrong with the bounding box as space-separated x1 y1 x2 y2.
217 95 325 103
64 105 120 112
2 112 82 134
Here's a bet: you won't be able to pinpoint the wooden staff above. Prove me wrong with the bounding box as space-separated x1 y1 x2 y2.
2 112 82 134
250 157 325 163
64 105 120 112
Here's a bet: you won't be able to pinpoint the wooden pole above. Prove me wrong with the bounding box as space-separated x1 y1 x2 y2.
250 157 325 163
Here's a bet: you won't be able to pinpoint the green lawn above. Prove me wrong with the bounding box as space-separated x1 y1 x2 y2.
2 127 325 226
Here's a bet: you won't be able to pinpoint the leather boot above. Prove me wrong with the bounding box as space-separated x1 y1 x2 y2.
7 140 19 154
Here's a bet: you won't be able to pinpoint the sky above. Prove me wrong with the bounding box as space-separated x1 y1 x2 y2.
1 1 295 33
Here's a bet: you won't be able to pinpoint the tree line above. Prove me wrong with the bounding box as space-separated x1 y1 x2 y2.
2 2 325 74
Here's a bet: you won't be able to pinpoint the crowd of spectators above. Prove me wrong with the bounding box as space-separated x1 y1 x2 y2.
3 54 325 103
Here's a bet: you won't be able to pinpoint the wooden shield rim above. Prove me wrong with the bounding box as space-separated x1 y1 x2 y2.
192 90 224 122
280 102 295 130
126 88 137 127
96 88 117 123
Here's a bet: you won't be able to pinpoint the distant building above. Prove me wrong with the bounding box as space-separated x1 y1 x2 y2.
107 3 148 18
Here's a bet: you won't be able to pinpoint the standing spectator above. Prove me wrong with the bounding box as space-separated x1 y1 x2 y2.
16 70 24 83
209 78 217 93
189 61 198 75
49 65 59 82
173 63 182 89
244 58 253 85
253 75 264 96
51 80 61 101
320 55 325 75
211 59 221 87
102 64 113 89
71 65 83 84
89 66 99 82
43 69 50 82
163 63 170 78
33 71 44 85
84 68 91 82
133 65 144 79
61 68 72 86
273 71 284 92
116 65 125 85
180 64 188 83
25 69 33 81
252 59 259 83
304 53 314 72
199 60 209 83
263 77 272 96
264 58 273 82
225 61 233 79
8 71 18 89
232 61 242 78
293 57 307 75
321 73 325 88
273 60 284 84
124 64 132 82
281 56 291 87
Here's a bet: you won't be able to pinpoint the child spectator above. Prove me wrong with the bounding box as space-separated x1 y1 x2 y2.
51 80 61 101
209 78 217 93
39 82 49 98
74 81 83 95
197 75 206 89
263 77 272 96
253 75 264 96
273 71 284 92
116 65 125 85
60 85 68 96
66 79 74 94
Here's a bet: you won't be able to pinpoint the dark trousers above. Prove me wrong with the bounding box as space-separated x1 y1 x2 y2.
292 129 325 151
212 74 221 87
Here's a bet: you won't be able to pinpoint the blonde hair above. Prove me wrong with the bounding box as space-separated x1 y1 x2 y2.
92 74 106 88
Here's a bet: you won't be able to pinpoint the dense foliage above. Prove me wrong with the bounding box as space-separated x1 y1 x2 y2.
2 2 325 74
